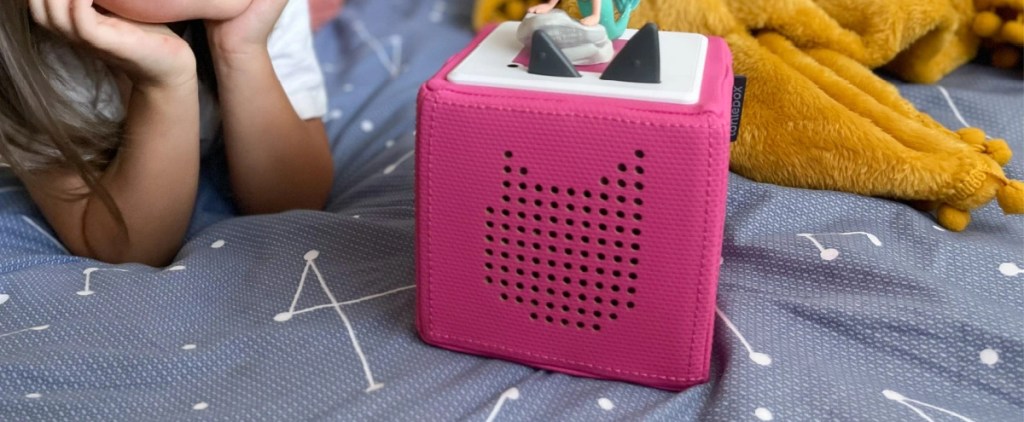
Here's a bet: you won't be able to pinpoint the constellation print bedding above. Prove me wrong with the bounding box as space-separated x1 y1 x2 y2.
1 1 1021 420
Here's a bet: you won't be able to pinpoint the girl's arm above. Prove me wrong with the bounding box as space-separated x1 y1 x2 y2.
212 50 332 214
26 0 200 266
207 0 333 215
27 78 200 266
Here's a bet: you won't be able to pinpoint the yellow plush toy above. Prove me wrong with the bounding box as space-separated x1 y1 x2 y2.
972 0 1024 69
473 0 1023 231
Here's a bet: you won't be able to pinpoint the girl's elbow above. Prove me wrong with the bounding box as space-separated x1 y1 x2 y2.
301 161 334 211
72 238 179 268
77 223 181 267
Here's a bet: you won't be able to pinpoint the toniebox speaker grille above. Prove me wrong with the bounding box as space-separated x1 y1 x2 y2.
484 150 647 332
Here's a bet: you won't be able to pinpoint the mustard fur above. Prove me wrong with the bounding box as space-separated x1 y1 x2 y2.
473 0 1022 230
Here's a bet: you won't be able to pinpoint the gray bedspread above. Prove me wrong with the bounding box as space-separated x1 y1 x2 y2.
1 1 1021 420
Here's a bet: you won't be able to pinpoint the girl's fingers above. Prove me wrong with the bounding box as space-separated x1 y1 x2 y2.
28 0 51 30
44 0 78 41
70 0 104 45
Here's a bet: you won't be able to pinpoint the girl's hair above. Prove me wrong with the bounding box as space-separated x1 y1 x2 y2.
0 0 125 227
0 2 216 235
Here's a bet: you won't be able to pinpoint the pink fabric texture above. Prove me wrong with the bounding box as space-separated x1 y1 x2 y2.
416 26 734 391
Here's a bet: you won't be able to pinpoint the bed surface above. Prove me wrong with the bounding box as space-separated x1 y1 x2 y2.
1 1 1021 420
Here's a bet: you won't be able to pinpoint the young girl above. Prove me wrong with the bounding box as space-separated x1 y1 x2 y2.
0 0 334 266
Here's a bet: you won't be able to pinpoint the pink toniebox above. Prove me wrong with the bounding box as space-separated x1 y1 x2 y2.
415 22 733 391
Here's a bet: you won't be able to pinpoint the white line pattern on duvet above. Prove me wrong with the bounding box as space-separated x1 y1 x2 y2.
716 307 772 366
79 268 130 296
754 407 774 421
1000 263 1022 277
277 285 415 319
979 348 999 367
351 20 402 77
936 86 972 130
429 1 447 23
797 232 882 261
384 150 415 175
273 251 384 393
0 324 50 339
484 388 520 422
883 390 975 422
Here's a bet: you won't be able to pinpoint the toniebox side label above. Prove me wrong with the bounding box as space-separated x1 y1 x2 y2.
730 76 747 142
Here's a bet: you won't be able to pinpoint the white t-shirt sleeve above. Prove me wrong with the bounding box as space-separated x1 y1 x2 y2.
267 0 328 120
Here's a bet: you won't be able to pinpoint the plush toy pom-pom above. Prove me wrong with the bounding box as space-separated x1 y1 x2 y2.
974 11 1003 37
937 205 971 232
992 46 1022 68
997 180 1024 214
956 127 987 144
985 139 1013 166
1002 21 1024 46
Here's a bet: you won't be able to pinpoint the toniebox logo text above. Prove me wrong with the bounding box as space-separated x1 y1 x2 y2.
730 76 747 142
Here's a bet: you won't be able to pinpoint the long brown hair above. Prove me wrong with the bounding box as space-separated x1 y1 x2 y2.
0 2 219 239
0 0 125 226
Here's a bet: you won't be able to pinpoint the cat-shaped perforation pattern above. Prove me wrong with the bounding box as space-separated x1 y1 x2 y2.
484 150 646 332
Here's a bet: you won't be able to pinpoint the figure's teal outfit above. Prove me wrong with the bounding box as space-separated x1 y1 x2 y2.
578 0 641 40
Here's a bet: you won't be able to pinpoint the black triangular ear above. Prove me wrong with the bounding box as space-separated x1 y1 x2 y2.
600 23 661 84
528 30 582 78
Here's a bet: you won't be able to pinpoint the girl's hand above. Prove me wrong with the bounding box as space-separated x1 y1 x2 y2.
205 0 289 60
29 0 196 88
